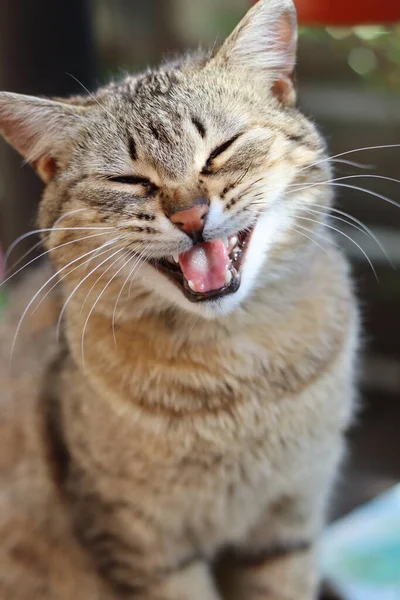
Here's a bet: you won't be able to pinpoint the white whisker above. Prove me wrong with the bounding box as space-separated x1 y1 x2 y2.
81 252 135 369
330 181 400 212
292 225 334 260
5 237 45 275
294 179 400 213
286 177 400 217
1 231 113 288
112 250 147 345
128 251 151 297
303 204 392 267
3 226 117 271
9 239 118 365
297 215 378 280
289 173 400 190
328 158 372 170
56 246 126 341
4 207 87 265
80 250 130 312
297 144 400 175
67 73 125 129
31 241 125 317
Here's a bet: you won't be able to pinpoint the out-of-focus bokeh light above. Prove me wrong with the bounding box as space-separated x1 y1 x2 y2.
348 47 378 75
353 26 388 41
300 25 400 91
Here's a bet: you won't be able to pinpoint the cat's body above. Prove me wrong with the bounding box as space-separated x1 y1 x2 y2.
1 249 356 600
0 1 358 598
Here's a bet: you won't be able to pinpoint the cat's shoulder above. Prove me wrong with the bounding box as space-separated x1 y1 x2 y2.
0 264 107 598
0 261 59 364
0 262 59 479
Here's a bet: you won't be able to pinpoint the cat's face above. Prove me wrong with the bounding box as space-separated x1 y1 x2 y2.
0 0 330 319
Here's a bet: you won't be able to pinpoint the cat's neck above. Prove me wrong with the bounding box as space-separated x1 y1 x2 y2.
59 246 351 418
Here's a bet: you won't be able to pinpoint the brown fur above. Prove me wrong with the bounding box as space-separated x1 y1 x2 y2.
0 1 358 598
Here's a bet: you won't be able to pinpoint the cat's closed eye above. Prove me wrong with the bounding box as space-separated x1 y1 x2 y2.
107 175 158 196
202 134 241 174
107 175 153 186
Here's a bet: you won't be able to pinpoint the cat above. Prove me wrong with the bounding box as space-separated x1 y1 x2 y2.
0 0 358 598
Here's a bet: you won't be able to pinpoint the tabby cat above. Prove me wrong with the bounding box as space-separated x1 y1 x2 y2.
0 0 358 598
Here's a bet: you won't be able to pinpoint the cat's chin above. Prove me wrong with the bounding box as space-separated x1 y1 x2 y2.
149 227 255 304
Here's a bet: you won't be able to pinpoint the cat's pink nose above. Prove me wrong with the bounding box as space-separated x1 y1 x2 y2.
170 202 209 241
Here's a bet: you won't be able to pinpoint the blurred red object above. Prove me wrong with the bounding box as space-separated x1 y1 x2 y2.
251 0 400 25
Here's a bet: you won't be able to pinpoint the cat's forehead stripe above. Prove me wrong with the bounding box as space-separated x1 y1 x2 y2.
191 117 206 139
128 137 137 162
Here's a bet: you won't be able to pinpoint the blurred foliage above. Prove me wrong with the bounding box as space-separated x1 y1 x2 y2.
299 25 400 93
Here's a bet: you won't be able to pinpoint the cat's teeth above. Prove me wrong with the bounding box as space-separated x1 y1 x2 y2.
188 280 196 292
230 236 238 249
225 269 232 286
222 237 229 249
172 253 179 263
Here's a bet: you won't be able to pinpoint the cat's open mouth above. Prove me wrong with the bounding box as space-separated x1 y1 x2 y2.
151 228 253 302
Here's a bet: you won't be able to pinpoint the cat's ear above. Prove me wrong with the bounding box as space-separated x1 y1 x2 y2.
0 92 85 182
213 0 297 105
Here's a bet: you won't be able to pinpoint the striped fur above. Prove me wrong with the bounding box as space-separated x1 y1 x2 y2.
0 1 358 598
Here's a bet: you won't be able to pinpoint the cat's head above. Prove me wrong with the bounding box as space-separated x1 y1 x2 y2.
0 0 330 319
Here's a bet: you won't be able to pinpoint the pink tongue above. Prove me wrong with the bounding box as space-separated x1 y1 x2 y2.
179 240 229 293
